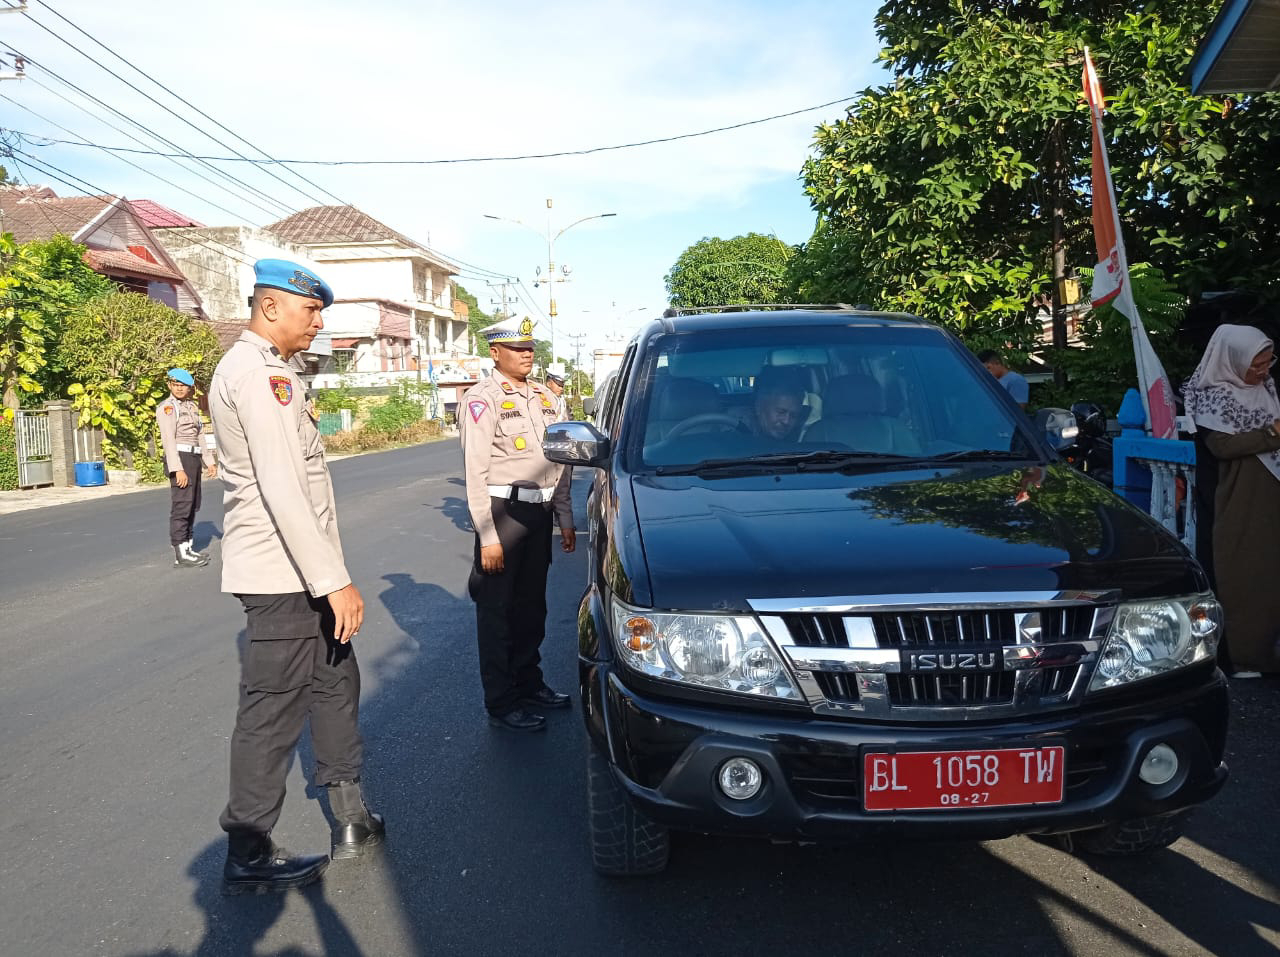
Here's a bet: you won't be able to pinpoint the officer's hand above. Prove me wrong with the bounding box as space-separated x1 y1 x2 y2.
561 528 576 553
481 543 505 574
328 583 365 644
205 464 218 479
174 469 189 489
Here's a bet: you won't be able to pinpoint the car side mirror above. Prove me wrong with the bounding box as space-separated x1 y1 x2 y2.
582 395 597 416
543 421 611 468
1035 407 1080 451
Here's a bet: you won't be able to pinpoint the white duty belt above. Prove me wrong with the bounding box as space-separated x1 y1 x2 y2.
488 485 555 503
175 443 203 454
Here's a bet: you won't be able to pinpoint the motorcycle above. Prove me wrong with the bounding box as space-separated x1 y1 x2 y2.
1062 401 1114 486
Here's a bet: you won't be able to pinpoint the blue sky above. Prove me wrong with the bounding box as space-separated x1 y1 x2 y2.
0 0 889 360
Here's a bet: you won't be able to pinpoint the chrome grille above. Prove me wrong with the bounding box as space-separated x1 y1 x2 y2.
760 594 1113 720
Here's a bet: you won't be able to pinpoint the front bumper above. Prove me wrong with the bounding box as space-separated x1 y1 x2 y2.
582 663 1229 842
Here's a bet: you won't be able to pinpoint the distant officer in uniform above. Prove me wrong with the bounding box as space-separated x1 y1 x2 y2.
209 259 384 895
544 362 568 420
156 368 215 567
460 316 576 732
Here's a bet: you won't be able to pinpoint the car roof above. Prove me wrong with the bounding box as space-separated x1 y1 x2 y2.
640 306 938 337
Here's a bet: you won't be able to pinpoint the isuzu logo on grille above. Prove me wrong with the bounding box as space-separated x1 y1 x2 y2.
903 650 1002 672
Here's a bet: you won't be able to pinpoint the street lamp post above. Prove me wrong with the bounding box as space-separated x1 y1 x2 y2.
483 199 616 361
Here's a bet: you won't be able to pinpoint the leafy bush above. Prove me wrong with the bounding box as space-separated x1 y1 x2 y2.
364 381 427 434
313 385 360 414
0 417 18 490
323 418 443 454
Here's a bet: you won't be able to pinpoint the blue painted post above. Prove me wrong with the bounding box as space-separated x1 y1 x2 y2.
1113 388 1152 509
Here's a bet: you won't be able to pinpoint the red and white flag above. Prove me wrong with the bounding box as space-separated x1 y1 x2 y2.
1083 48 1177 439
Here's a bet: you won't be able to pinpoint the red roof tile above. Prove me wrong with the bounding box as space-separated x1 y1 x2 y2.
84 248 185 283
129 199 204 229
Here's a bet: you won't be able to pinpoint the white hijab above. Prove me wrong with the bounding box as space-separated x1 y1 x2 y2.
1184 323 1280 482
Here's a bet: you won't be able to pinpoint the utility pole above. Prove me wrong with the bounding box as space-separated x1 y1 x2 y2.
483 200 617 363
566 332 588 399
486 279 517 322
1 5 27 82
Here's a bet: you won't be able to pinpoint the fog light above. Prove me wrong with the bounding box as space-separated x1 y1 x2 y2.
1138 743 1179 786
718 757 763 800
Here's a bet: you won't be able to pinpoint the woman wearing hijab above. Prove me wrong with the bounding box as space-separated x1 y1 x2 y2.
1184 324 1280 677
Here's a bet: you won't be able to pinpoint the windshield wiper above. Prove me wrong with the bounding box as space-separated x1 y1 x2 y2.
655 450 916 476
917 449 1038 463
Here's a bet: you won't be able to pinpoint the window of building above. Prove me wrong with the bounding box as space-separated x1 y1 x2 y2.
334 349 357 373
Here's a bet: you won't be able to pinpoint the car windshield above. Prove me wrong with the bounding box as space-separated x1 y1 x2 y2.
631 322 1038 470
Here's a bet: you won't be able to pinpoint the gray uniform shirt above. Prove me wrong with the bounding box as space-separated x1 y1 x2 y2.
209 330 350 597
156 395 212 473
460 370 573 546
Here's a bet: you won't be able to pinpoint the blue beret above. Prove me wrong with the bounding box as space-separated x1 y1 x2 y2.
253 258 334 309
167 367 195 386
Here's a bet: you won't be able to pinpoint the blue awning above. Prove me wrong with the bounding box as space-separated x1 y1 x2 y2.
1190 0 1280 93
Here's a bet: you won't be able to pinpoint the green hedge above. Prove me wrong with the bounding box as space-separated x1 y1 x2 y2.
0 419 18 491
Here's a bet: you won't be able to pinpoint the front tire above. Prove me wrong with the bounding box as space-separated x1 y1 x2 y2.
1073 812 1190 857
587 742 670 876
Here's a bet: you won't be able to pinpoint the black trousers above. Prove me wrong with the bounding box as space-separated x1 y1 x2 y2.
168 450 203 545
219 592 363 839
468 496 553 715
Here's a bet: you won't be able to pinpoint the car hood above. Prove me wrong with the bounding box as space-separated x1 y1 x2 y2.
628 463 1202 611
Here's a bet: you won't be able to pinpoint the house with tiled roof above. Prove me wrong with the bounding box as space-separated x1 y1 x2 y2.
149 220 333 369
265 205 464 378
0 185 205 318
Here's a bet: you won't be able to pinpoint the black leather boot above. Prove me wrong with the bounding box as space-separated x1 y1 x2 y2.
326 779 386 860
222 832 328 895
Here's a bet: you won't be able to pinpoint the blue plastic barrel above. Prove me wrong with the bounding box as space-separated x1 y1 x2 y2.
75 461 106 487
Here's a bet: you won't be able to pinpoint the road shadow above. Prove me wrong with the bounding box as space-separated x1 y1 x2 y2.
192 520 223 552
434 490 474 534
119 838 363 957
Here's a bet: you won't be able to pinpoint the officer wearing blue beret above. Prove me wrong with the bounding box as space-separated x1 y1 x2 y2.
156 366 216 567
209 258 384 894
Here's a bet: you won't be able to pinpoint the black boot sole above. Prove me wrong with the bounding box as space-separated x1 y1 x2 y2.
332 830 385 861
221 859 328 896
488 716 547 732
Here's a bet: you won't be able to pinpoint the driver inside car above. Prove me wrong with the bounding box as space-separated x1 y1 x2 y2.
747 365 808 441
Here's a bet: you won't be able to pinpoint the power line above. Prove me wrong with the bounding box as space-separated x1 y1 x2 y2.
5 95 860 167
8 6 514 279
0 44 295 218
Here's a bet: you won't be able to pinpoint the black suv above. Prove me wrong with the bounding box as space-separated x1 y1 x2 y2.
543 308 1227 876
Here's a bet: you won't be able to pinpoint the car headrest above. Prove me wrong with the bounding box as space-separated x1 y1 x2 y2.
652 377 720 420
824 374 883 416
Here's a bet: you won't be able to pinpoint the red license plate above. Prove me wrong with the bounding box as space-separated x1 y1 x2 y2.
863 746 1066 812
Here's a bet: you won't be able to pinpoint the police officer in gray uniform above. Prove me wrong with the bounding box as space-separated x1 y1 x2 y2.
156 367 215 567
209 259 384 895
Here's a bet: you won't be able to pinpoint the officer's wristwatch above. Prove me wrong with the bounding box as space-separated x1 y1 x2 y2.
1266 424 1279 440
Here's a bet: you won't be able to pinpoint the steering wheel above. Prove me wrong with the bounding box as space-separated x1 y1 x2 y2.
663 413 742 440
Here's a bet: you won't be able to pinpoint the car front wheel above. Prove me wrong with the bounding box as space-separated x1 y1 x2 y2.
1073 812 1190 857
587 742 670 876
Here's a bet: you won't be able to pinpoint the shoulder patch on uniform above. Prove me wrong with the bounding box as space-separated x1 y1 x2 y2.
163 405 173 415
269 375 293 406
468 399 489 423
499 381 515 394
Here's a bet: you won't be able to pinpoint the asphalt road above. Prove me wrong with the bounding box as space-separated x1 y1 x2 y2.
1 442 1276 957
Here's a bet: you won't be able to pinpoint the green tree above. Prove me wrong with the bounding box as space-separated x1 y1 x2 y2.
60 292 220 477
793 0 1280 346
0 233 112 410
665 233 795 309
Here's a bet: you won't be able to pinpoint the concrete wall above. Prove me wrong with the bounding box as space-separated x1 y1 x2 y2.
153 226 317 320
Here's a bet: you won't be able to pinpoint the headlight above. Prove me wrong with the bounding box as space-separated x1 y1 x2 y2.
610 597 800 700
1089 595 1222 692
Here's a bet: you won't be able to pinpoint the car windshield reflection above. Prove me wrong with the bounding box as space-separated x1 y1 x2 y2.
634 324 1036 469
